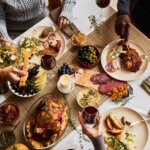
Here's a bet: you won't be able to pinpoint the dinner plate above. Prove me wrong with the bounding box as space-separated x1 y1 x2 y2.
101 107 149 150
101 39 149 81
20 26 65 62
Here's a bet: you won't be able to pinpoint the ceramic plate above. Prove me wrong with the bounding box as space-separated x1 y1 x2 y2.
101 107 149 150
20 26 65 62
101 39 148 81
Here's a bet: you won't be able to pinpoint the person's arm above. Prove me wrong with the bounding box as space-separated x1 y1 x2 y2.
90 135 105 150
79 112 106 150
118 0 131 14
115 0 131 40
0 2 12 41
58 0 76 29
60 0 76 21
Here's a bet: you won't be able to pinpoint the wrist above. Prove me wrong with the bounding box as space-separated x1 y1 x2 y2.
117 10 130 16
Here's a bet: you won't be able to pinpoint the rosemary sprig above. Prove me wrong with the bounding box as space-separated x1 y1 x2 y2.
112 96 134 106
88 15 101 34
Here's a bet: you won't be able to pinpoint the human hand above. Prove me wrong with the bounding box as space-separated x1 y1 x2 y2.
115 14 131 41
1 66 26 84
58 16 70 29
78 112 101 139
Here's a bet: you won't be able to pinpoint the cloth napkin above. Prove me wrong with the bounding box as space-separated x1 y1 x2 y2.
50 7 80 37
142 76 150 95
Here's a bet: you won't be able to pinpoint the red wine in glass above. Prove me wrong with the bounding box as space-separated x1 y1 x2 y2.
41 55 56 70
83 106 98 124
96 0 110 8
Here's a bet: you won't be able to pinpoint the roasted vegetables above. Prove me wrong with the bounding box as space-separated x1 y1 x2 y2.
105 113 124 136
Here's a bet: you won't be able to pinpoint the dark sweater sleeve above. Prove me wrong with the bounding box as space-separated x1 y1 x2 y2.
117 0 131 13
91 135 106 150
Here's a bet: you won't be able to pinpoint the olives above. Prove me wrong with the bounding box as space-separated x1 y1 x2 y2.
78 46 99 65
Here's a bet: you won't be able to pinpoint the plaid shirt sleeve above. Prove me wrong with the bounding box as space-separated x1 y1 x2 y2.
59 0 76 21
0 2 12 41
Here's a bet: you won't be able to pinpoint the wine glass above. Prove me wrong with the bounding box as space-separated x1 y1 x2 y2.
96 0 110 22
41 55 56 79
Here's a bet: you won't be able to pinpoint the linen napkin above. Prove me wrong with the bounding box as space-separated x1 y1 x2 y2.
142 76 150 95
50 7 80 37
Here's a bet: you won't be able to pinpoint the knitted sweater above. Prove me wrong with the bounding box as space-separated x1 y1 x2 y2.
0 0 76 41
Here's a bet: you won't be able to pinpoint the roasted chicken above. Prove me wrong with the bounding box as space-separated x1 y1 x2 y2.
120 48 142 72
32 99 64 140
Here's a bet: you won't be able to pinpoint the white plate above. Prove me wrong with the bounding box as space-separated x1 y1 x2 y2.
20 26 65 62
101 39 148 81
101 107 149 150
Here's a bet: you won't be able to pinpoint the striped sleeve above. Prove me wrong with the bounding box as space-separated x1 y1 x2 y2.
0 3 12 41
59 0 76 21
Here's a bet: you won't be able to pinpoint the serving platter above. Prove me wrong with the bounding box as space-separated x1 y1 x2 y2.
19 26 65 63
100 107 149 150
101 39 148 81
23 92 69 150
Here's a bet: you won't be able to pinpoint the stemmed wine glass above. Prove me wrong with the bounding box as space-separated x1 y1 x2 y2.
41 55 56 79
96 0 110 22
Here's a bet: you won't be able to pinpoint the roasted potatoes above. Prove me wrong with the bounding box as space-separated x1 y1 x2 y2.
105 117 113 130
109 113 123 129
105 113 124 136
107 129 123 135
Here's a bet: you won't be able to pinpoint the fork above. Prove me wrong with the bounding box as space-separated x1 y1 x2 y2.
130 118 150 127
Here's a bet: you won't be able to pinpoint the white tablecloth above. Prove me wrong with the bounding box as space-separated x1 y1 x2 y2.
0 0 150 149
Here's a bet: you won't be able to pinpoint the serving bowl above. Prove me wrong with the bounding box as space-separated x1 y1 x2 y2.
71 33 86 46
0 104 19 125
7 81 38 98
77 45 100 68
77 88 101 108
23 92 69 150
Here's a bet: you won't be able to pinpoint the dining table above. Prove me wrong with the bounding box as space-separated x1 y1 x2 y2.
0 0 150 150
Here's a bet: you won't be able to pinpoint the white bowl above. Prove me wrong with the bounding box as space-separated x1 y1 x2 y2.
7 81 38 98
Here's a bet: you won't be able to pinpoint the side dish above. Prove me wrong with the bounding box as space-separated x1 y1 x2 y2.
9 64 46 97
77 88 101 108
78 46 100 68
0 104 19 124
0 39 19 67
71 33 86 46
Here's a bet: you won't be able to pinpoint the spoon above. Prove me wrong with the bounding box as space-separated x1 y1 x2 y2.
130 118 150 127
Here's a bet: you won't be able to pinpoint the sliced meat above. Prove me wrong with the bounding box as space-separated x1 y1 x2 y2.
43 41 49 49
90 73 112 84
98 81 125 94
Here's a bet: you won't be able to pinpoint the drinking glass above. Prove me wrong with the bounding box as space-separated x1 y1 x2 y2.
83 106 98 124
96 0 110 22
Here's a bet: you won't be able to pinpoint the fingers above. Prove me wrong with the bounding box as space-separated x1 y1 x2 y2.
12 67 26 76
59 17 63 29
78 112 88 130
124 23 129 41
59 17 70 29
93 115 100 129
120 22 126 39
